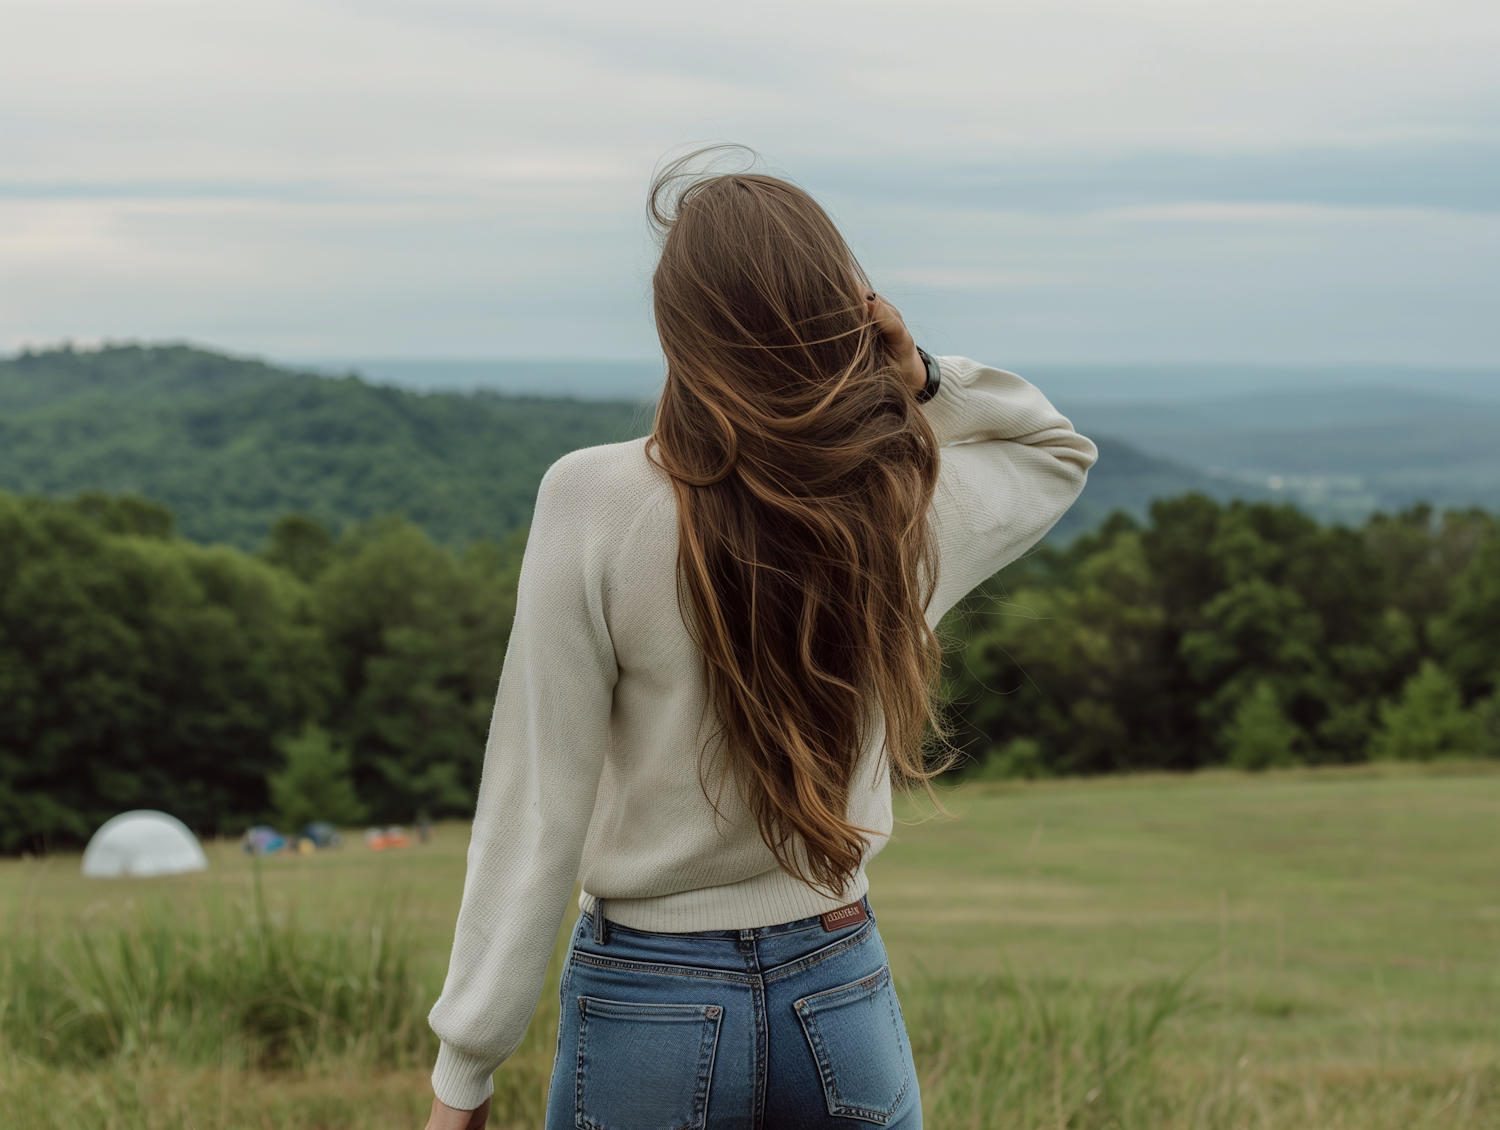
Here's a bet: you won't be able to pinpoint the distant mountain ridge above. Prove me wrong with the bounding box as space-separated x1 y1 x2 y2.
0 344 1343 549
1067 386 1500 433
0 343 286 411
302 357 665 400
296 356 1500 407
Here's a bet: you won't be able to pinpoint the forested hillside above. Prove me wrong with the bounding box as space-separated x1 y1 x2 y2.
4 345 1496 851
1 343 1250 547
0 345 651 548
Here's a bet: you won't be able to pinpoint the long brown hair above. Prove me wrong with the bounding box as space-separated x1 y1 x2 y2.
648 150 948 895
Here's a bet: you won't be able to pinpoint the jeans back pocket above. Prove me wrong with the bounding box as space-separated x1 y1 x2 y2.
575 996 723 1130
794 965 912 1125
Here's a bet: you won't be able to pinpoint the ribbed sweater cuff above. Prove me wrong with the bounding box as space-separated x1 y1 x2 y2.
431 1042 499 1112
921 356 974 447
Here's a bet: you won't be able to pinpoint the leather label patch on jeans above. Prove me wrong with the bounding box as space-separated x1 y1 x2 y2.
820 901 868 932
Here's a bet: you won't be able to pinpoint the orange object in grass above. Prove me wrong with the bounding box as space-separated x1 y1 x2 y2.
363 826 410 851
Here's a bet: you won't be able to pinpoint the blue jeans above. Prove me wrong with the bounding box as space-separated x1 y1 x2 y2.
544 896 922 1129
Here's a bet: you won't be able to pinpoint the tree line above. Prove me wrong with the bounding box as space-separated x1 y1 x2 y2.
944 495 1500 777
0 492 520 852
3 488 1497 852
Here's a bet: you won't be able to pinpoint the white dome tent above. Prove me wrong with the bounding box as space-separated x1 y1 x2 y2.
81 810 209 878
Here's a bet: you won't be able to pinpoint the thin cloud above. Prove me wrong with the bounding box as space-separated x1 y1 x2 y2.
2 0 1497 362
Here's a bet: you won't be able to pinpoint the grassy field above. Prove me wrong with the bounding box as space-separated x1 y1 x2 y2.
4 762 1500 1128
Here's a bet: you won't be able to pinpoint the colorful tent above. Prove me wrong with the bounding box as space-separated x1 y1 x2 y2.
300 821 343 848
242 825 287 855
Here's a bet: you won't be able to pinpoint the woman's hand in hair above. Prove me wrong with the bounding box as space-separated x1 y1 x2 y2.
423 1096 489 1130
865 293 928 396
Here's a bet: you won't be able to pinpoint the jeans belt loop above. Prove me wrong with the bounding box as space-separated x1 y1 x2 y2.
592 897 609 946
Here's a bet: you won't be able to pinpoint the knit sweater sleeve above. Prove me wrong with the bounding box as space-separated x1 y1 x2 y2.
427 452 619 1111
921 356 1098 618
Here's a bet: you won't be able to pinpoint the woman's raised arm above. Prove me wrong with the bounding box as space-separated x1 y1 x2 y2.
922 357 1098 620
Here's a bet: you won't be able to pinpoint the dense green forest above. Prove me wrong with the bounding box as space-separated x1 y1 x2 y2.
0 343 1257 547
0 492 520 851
0 344 652 548
947 497 1500 777
3 485 1496 852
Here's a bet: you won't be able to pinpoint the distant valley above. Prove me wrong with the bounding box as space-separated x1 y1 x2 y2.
1067 386 1500 524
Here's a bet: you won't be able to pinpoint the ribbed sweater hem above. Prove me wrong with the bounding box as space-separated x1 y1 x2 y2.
431 1041 500 1111
579 865 871 933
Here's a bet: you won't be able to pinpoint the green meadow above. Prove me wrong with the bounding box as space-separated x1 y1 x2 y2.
5 763 1500 1129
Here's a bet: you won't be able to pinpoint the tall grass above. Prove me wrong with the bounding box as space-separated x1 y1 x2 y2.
0 872 432 1071
907 968 1192 1129
904 970 1500 1130
5 887 1498 1129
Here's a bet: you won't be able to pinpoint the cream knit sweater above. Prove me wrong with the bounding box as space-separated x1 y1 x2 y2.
428 357 1097 1109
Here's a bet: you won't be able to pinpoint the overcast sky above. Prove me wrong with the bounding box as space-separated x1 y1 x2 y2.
2 0 1498 367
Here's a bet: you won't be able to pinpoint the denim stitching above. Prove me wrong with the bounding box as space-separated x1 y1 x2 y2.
569 949 760 985
761 920 876 983
581 997 718 1019
751 978 768 1130
797 963 888 1006
573 996 589 1130
698 1005 723 1130
737 931 767 1130
555 959 572 1109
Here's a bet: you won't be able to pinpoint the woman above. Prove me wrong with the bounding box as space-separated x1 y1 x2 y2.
424 154 1096 1130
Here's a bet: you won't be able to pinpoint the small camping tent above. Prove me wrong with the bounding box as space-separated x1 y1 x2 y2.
242 825 286 855
81 810 209 878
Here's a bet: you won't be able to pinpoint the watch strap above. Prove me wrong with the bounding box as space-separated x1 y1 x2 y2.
914 346 941 404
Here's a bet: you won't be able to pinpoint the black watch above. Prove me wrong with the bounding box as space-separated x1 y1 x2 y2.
914 346 941 404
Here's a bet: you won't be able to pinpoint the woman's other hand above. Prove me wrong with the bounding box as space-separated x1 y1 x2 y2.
424 1096 490 1130
865 292 927 395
